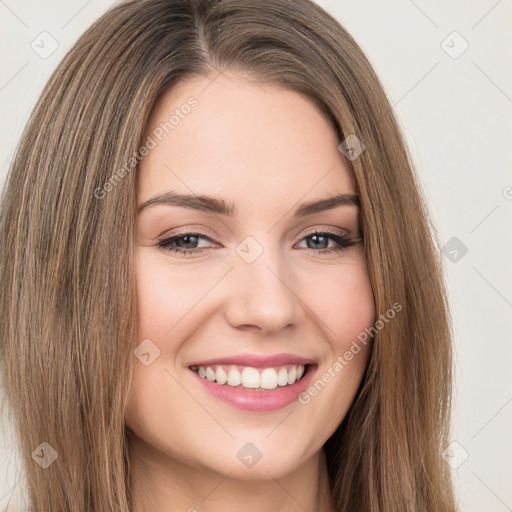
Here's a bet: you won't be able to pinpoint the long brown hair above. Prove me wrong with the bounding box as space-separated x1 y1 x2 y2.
0 0 457 510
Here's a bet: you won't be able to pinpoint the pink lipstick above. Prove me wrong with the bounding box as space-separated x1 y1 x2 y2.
188 353 317 412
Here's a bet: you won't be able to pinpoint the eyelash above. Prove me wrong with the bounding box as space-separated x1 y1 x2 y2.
156 229 358 257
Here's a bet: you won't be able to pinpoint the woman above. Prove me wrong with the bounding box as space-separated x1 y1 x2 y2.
0 0 457 510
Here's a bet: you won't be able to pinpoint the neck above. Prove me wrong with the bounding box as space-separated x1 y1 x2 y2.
128 437 335 512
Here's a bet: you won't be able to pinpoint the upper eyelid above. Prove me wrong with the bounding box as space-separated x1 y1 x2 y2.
161 226 349 237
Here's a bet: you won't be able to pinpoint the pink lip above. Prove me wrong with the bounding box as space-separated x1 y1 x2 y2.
188 352 316 369
189 362 318 413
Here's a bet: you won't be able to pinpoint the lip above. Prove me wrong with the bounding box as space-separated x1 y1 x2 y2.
188 352 316 369
189 358 318 413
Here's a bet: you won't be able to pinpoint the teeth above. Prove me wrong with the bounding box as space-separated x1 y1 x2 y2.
260 368 278 389
287 366 297 385
277 368 288 386
242 367 260 388
215 366 228 385
227 367 242 386
205 367 216 381
194 364 306 389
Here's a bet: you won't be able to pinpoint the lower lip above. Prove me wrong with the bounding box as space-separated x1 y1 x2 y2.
190 365 317 412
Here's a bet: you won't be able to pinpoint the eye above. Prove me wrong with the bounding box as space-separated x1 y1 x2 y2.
156 229 361 257
157 232 217 256
295 230 357 254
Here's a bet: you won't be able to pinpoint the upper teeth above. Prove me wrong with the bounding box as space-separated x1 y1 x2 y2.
194 364 305 389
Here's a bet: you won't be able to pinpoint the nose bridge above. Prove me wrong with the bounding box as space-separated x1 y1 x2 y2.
225 234 302 333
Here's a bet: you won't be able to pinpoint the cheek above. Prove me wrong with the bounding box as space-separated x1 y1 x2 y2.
334 268 375 349
134 252 221 341
136 257 185 333
293 262 375 428
301 260 376 349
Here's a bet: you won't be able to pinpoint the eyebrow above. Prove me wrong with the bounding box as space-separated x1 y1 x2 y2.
137 191 360 216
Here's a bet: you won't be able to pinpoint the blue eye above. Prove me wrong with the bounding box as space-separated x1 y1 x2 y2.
157 233 214 256
297 231 355 253
156 230 359 257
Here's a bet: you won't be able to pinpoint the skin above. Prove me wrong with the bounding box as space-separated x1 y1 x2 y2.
125 72 375 512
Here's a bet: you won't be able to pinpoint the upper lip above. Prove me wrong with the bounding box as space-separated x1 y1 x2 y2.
188 352 316 369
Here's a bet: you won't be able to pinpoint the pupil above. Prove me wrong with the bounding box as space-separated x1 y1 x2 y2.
178 235 197 248
310 234 327 249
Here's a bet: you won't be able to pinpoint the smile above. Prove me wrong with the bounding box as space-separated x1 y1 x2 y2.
187 354 317 412
190 363 306 390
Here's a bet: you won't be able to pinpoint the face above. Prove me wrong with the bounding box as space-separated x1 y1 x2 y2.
125 72 375 481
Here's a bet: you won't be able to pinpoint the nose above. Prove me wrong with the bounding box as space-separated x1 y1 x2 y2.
223 243 304 335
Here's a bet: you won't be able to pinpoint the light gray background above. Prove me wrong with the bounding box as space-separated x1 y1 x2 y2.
1 1 511 510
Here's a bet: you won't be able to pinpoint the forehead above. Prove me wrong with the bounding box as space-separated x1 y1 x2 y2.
137 72 356 204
